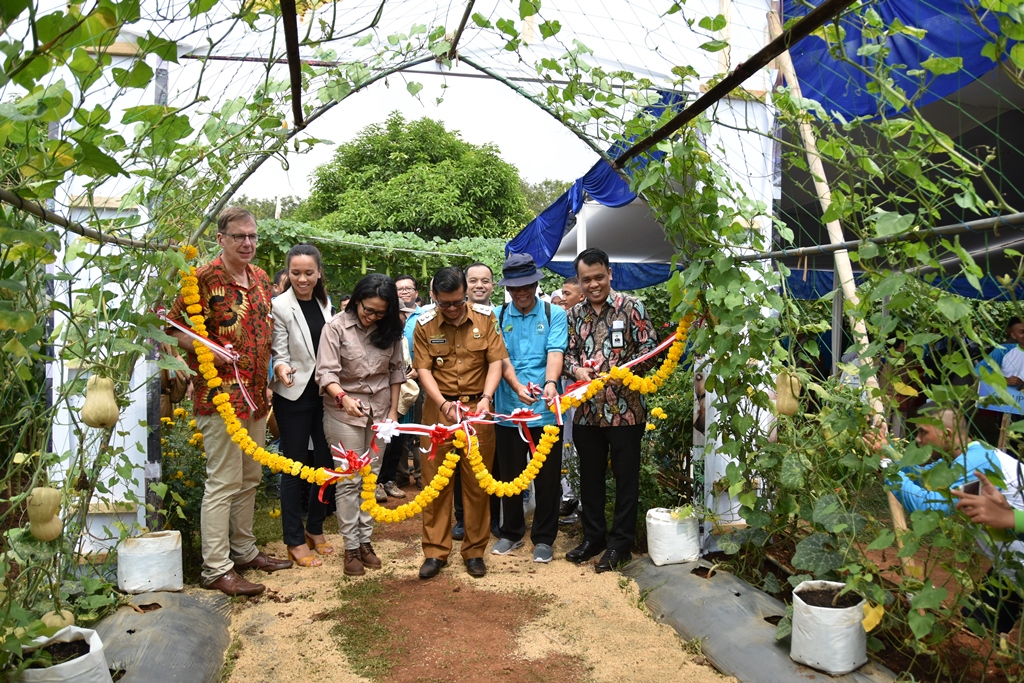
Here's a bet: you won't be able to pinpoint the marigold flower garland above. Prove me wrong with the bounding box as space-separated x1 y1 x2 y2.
359 449 461 523
177 262 332 488
461 426 559 496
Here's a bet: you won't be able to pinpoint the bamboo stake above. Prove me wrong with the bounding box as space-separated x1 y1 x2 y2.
767 10 917 577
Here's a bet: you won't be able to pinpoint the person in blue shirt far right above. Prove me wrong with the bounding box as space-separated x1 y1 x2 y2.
491 254 568 564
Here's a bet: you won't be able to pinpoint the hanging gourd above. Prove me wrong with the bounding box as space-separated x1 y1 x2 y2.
27 486 62 542
81 375 119 428
421 258 428 281
360 254 366 275
775 370 802 417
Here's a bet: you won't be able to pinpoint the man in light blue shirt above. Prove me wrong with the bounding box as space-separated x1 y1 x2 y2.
491 254 568 563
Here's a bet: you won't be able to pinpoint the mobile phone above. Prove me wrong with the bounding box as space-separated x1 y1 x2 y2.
956 480 981 496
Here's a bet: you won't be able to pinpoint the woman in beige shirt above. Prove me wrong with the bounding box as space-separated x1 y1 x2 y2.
315 273 406 576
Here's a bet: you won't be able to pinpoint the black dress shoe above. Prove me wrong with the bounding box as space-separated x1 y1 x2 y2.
465 557 486 578
419 557 447 579
595 549 631 573
565 539 606 564
451 520 465 541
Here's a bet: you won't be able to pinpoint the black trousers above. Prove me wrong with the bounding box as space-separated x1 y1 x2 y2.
273 383 333 548
379 434 406 484
494 425 563 546
573 424 644 552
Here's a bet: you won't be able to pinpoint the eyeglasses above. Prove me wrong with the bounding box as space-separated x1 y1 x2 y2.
359 301 387 319
223 233 259 244
396 286 416 293
436 297 468 310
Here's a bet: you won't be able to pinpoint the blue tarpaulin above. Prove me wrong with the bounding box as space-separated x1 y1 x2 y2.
783 0 1001 120
506 1 1009 294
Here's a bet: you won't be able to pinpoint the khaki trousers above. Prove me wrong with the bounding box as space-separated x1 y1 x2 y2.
323 410 382 550
196 412 266 584
420 399 495 561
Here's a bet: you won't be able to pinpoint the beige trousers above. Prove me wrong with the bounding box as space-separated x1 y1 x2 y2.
196 412 266 584
323 410 383 550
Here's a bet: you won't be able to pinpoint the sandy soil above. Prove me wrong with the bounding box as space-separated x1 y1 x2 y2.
222 507 734 683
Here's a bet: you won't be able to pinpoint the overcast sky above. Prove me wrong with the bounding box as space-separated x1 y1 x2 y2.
238 62 600 200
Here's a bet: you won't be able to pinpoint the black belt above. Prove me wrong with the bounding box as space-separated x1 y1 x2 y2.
443 393 481 404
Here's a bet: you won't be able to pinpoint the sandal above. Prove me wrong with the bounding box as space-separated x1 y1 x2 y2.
289 546 322 567
305 532 335 555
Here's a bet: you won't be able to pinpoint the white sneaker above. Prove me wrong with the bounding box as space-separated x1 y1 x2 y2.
491 538 524 555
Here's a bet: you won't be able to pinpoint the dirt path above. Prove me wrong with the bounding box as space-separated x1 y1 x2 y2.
222 508 734 683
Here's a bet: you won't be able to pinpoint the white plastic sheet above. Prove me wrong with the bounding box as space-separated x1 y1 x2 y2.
117 531 183 594
17 626 113 683
646 508 701 566
790 580 867 675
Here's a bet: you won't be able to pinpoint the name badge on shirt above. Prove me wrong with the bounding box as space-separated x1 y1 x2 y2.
429 338 447 344
611 320 624 349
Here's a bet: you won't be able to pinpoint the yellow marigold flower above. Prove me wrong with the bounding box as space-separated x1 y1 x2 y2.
212 394 230 405
174 470 183 479
184 245 198 260
185 480 195 487
646 423 656 431
269 508 281 518
207 378 223 388
161 416 173 424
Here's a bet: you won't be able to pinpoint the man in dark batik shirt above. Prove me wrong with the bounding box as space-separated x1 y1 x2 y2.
562 248 657 573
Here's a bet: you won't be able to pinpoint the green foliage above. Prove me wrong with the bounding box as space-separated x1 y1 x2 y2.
520 178 572 218
233 194 303 221
301 112 533 240
155 404 207 578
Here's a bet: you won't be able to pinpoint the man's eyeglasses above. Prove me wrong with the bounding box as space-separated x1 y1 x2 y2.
397 286 416 293
436 297 468 310
223 233 259 244
359 301 388 319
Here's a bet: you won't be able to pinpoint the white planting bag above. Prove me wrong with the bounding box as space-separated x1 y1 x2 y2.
645 508 700 566
790 580 867 675
18 626 113 683
117 530 183 594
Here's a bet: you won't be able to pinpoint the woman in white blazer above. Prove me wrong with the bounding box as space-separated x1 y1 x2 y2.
270 244 334 567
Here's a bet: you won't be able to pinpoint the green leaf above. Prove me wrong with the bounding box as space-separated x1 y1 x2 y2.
871 211 914 237
774 614 792 641
1010 43 1024 70
519 0 540 19
698 14 728 31
792 533 844 575
910 582 947 612
2 337 29 359
471 12 492 28
865 529 894 551
406 81 423 97
354 34 373 47
780 452 809 489
699 40 729 52
921 55 962 75
189 0 217 19
137 32 180 63
0 310 37 333
73 139 129 178
0 0 30 24
934 296 970 322
112 59 154 88
149 482 168 499
539 20 561 39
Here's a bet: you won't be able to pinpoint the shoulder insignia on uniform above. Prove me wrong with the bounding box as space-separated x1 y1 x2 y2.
417 309 437 325
472 303 493 316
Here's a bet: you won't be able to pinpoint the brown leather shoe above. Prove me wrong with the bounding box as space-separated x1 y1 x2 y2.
343 548 365 576
359 542 382 569
234 551 293 573
205 570 265 596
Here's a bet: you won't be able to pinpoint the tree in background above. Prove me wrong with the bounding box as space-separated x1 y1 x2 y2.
521 178 573 218
234 194 302 220
301 111 533 240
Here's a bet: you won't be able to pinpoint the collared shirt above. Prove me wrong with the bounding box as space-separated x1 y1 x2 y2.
413 305 507 398
564 290 657 427
495 298 568 426
168 256 273 420
315 309 405 426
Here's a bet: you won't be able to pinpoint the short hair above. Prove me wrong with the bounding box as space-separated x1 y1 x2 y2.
464 262 493 277
573 247 609 272
563 277 579 287
273 269 287 285
395 274 418 288
1008 316 1023 329
920 402 968 437
217 206 256 233
432 266 467 295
